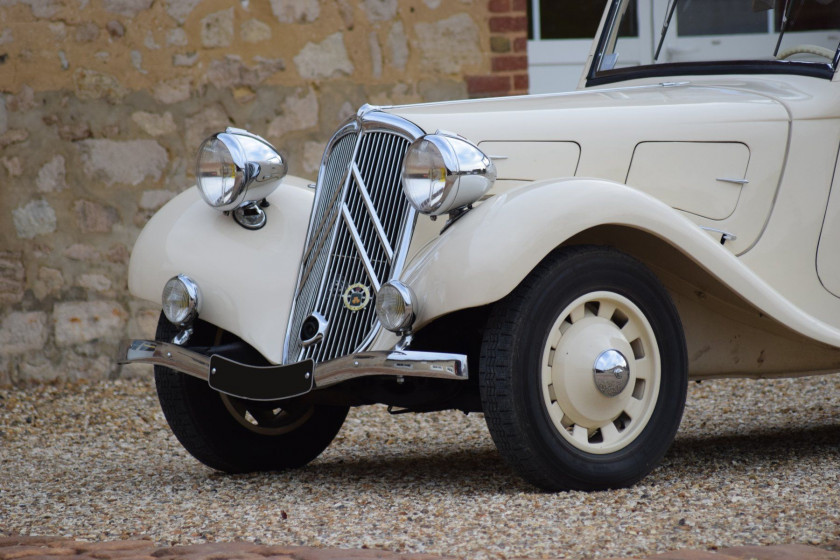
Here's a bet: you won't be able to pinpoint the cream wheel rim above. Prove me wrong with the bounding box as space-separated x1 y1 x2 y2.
540 291 661 454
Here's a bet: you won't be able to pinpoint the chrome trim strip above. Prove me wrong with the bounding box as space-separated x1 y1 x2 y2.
359 111 426 139
351 163 395 262
716 177 749 185
700 226 737 243
118 339 468 398
118 339 210 381
315 349 468 387
341 204 382 292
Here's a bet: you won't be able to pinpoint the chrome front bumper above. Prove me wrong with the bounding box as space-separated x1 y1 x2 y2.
118 339 468 401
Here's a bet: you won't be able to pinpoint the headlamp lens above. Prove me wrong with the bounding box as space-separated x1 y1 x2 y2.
162 275 200 326
401 134 496 216
375 281 416 333
196 137 242 209
402 138 450 214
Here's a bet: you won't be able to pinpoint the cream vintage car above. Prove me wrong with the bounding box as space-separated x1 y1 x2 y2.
120 0 840 490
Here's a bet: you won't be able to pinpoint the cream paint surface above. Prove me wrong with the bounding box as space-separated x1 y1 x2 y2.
626 141 749 220
129 177 314 365
388 75 840 349
398 178 840 352
131 75 840 369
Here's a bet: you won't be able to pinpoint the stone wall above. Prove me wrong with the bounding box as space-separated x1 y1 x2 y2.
0 0 509 385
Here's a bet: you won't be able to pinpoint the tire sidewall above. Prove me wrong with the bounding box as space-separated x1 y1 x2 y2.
491 248 687 490
159 371 347 470
154 314 348 473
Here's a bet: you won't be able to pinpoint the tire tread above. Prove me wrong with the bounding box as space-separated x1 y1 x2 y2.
479 246 688 491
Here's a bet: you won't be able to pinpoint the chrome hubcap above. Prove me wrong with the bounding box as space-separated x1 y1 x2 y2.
593 349 630 397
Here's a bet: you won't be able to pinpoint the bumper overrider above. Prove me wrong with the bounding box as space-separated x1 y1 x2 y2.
117 339 468 402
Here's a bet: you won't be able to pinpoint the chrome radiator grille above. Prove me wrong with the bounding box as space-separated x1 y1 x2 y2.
285 113 422 364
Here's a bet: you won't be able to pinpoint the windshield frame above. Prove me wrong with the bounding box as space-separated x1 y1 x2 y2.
585 0 838 87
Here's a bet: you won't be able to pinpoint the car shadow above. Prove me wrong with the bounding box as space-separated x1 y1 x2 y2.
227 423 840 493
661 423 840 473
299 447 534 494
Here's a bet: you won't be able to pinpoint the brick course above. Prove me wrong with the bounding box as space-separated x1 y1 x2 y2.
466 0 530 98
1 539 838 560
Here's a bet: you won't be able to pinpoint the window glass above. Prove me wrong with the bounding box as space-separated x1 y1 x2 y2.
677 0 768 36
774 0 840 31
594 0 840 78
532 0 638 40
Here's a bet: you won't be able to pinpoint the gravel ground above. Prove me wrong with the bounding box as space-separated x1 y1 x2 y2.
1 373 839 559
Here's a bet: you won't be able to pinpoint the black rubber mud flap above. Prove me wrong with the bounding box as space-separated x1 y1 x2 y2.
208 355 315 401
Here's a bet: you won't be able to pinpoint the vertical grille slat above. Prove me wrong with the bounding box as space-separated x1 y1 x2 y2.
382 138 404 244
285 118 417 365
286 131 357 362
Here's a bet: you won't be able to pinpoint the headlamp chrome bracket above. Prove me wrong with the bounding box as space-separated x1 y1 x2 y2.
232 200 268 230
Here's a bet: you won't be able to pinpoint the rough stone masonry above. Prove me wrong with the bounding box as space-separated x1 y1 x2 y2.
0 0 494 385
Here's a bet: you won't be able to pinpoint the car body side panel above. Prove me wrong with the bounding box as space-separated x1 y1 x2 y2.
477 141 581 180
389 80 792 255
817 145 840 298
741 118 840 322
400 178 840 352
128 178 314 365
626 141 750 220
389 76 840 339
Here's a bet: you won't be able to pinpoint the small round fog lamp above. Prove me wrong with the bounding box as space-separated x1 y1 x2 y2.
162 274 201 327
375 281 416 333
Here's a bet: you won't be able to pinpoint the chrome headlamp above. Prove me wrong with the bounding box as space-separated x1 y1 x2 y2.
401 133 496 216
196 128 287 212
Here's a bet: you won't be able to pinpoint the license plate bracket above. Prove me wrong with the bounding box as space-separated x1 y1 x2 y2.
208 355 315 401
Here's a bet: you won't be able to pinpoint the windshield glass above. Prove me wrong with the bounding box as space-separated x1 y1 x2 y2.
593 0 840 80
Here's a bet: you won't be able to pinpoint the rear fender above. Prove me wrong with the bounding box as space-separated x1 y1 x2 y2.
128 177 313 365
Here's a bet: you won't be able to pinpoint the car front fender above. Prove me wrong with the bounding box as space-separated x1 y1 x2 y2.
402 177 840 349
128 177 314 365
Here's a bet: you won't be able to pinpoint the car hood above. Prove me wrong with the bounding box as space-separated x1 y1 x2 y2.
385 77 803 256
384 78 794 146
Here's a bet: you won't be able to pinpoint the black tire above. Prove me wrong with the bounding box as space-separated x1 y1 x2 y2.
154 314 348 473
479 246 687 491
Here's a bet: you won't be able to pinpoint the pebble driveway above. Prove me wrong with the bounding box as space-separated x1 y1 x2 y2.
1 374 839 559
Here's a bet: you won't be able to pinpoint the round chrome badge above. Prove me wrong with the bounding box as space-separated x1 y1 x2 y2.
342 283 371 312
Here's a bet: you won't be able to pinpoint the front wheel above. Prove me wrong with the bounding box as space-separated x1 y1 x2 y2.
154 315 348 473
479 246 687 491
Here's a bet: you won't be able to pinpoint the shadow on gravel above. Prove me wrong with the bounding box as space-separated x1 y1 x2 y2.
671 423 840 453
291 448 535 494
198 425 840 493
661 424 840 473
300 425 840 491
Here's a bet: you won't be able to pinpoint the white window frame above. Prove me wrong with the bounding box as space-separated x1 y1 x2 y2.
528 0 652 93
